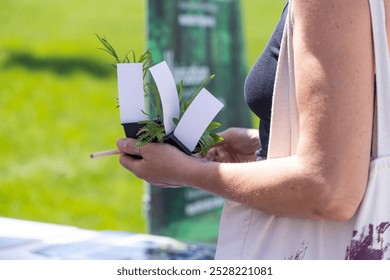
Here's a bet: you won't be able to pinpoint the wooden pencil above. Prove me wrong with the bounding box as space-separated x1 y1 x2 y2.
90 149 121 159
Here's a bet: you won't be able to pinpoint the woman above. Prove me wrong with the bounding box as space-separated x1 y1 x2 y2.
116 0 389 259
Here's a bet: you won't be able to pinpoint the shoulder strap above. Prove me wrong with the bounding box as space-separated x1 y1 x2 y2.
268 1 298 159
370 0 390 158
269 0 390 159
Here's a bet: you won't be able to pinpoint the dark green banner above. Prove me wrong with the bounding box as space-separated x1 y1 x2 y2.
147 0 251 244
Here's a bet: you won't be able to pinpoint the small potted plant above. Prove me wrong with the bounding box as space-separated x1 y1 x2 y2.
94 34 224 157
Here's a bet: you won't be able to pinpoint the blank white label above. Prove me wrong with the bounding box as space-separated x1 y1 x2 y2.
174 89 224 152
117 63 145 123
149 61 180 134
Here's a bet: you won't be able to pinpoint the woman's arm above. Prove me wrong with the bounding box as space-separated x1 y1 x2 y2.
118 0 374 221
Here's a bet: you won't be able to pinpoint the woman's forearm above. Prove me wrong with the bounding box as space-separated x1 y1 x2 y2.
185 155 360 221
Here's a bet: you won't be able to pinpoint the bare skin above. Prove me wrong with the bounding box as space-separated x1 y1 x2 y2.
117 0 388 221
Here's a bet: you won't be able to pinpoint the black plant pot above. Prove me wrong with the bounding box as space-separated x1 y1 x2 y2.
122 121 196 158
163 133 192 156
121 122 145 159
122 122 145 139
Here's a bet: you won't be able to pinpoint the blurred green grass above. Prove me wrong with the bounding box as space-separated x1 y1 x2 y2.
0 0 284 233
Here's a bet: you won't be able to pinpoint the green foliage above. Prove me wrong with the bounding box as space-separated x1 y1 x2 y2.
138 50 154 78
135 120 165 146
144 81 163 120
198 122 224 156
96 34 121 65
96 36 223 155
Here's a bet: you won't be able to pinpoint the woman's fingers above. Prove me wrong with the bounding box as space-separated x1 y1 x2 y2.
119 153 138 171
205 147 218 161
116 138 140 156
116 138 144 176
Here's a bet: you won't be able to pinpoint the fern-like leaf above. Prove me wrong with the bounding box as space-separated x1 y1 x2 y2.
135 120 165 146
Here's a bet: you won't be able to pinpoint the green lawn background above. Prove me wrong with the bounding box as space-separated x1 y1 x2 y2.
0 0 285 233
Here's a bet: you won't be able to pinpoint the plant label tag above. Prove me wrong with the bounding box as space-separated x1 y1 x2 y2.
117 63 145 123
174 89 224 152
149 61 180 134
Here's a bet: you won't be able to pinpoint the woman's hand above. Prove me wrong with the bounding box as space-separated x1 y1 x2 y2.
206 127 260 163
116 138 199 187
115 127 259 188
